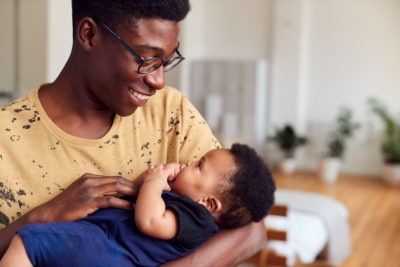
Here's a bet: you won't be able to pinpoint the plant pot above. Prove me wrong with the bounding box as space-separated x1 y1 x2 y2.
319 158 342 183
382 163 400 186
278 158 297 174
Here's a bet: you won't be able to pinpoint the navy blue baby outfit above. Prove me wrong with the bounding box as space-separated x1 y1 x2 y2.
18 192 219 267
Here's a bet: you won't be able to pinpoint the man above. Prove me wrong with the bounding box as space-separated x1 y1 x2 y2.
0 1 265 266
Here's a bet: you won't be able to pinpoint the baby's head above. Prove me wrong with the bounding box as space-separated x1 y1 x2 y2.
169 143 276 229
216 143 276 228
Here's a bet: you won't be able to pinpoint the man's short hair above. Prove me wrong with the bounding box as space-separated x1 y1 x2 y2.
71 0 190 33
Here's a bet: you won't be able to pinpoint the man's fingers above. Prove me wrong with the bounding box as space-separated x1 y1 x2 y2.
80 174 133 186
93 179 137 196
79 174 136 195
96 196 133 210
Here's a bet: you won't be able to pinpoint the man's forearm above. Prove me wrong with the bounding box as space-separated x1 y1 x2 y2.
161 221 266 267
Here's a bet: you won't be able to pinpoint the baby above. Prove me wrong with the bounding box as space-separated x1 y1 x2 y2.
0 143 276 267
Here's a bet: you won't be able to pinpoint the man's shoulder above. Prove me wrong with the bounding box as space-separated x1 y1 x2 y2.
151 86 184 103
0 93 35 119
143 86 188 113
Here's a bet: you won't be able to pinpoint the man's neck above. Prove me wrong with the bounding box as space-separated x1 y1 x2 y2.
38 83 115 139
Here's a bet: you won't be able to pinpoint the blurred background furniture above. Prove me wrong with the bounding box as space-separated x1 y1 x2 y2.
187 59 269 150
240 189 351 267
0 92 13 106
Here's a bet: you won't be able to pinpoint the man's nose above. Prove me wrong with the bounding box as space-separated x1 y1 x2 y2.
143 67 166 90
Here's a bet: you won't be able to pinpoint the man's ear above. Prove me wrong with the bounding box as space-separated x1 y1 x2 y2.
198 196 222 213
77 17 97 51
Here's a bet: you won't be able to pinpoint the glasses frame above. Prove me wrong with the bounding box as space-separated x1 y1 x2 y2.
94 18 185 74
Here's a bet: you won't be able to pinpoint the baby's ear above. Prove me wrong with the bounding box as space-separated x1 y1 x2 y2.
198 195 222 213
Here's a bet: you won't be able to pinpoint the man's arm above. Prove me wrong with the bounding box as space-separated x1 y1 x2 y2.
160 221 266 267
0 173 137 258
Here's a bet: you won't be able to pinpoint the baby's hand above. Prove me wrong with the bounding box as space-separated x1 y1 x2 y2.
141 164 170 191
138 163 185 192
161 163 185 182
140 164 178 190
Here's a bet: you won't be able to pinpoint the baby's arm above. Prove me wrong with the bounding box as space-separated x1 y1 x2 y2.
0 234 33 267
134 163 182 240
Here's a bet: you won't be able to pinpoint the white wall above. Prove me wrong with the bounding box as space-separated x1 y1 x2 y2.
0 0 16 97
0 0 72 98
18 0 48 95
46 0 72 82
269 0 400 175
168 0 208 91
181 0 273 60
310 0 400 175
269 0 305 130
181 0 400 176
178 0 273 95
200 0 272 59
0 0 47 98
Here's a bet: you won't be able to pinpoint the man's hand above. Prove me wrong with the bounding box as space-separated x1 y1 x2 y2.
0 173 137 257
28 173 137 223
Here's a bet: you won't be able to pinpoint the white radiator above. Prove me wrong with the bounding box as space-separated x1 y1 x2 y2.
187 59 269 150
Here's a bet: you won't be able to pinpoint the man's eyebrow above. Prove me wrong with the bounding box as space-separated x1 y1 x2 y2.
137 44 165 54
137 43 179 56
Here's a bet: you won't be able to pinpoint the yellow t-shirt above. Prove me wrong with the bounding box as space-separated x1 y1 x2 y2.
0 86 220 228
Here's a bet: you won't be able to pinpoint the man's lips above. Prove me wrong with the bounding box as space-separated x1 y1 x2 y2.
128 89 150 101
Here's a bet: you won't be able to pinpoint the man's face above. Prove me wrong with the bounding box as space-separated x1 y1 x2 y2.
87 18 180 116
169 149 236 204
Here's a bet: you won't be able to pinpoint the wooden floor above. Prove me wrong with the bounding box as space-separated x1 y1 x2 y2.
273 170 400 267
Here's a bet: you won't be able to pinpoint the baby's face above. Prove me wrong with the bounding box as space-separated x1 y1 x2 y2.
169 149 235 204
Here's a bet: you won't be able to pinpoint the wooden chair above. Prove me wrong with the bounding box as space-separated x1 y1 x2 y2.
242 204 289 267
242 205 334 267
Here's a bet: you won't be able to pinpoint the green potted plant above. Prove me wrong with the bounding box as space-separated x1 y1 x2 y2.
368 98 400 185
268 124 307 174
319 107 361 183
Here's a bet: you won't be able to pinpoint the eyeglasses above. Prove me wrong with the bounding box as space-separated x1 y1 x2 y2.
94 18 185 74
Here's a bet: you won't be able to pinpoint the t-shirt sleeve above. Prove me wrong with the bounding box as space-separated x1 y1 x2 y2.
163 193 219 252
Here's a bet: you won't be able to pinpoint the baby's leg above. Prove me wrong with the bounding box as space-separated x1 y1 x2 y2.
0 234 33 267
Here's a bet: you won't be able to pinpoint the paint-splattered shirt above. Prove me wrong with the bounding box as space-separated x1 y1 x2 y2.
0 86 220 229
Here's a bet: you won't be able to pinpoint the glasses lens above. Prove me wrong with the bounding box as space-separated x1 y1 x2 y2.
138 56 184 74
139 59 163 74
164 57 184 72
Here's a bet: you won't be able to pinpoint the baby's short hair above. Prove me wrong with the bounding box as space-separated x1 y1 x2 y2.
218 143 276 229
